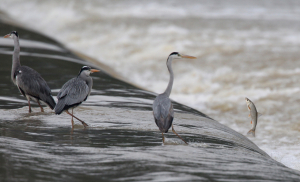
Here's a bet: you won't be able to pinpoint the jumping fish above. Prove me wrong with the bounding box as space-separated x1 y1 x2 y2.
245 97 262 137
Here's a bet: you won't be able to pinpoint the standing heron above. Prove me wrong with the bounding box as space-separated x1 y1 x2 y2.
4 31 56 113
153 52 196 144
55 66 99 128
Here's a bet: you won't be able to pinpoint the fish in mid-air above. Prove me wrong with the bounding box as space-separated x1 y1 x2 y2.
245 97 262 137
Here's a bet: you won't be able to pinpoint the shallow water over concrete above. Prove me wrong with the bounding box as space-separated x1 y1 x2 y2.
0 21 300 181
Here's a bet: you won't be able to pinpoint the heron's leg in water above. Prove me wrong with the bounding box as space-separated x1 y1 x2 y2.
172 125 188 144
71 109 74 128
26 96 32 113
65 110 88 128
37 100 44 112
162 132 165 144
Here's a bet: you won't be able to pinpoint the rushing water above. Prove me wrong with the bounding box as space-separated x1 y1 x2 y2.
1 1 300 181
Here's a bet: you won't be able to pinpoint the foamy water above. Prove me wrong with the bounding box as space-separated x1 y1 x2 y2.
2 0 300 170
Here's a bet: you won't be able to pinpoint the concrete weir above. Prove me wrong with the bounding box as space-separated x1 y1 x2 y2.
0 21 299 181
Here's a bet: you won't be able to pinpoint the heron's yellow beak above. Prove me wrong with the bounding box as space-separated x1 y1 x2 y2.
4 34 10 38
181 55 197 59
91 69 100 73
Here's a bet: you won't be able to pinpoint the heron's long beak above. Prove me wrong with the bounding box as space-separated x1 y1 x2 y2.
91 69 100 73
181 55 197 59
4 34 10 38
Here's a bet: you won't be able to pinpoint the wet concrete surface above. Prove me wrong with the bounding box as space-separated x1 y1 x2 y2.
0 21 300 181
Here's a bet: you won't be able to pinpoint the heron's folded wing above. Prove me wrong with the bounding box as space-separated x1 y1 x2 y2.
57 78 76 99
62 79 90 106
153 96 173 120
160 97 173 119
16 66 52 99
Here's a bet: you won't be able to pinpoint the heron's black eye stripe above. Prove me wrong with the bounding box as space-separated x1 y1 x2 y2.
169 52 179 56
11 31 19 37
81 66 91 70
79 66 92 74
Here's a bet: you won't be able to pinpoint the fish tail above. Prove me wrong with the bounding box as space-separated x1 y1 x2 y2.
247 129 255 137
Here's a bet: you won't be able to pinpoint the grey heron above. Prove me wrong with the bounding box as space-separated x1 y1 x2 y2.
55 66 99 128
4 31 56 113
153 52 196 144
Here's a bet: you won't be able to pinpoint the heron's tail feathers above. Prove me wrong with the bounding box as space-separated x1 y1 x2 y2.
247 129 255 137
54 99 66 115
155 116 173 133
45 95 56 110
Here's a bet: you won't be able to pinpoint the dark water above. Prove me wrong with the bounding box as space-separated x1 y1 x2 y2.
0 21 299 182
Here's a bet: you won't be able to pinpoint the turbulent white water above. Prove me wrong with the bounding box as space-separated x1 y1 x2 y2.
2 0 300 170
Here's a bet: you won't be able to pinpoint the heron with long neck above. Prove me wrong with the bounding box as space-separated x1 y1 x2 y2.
152 52 196 144
55 66 100 128
6 31 21 84
4 31 56 113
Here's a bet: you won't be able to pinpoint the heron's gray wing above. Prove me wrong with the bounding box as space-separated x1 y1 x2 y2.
57 78 76 99
57 77 90 106
15 66 50 97
153 95 174 132
153 97 173 119
15 66 56 109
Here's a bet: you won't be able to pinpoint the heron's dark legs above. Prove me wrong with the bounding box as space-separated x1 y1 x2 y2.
71 109 74 128
162 132 165 144
172 125 188 144
27 98 32 113
37 100 44 112
65 110 88 128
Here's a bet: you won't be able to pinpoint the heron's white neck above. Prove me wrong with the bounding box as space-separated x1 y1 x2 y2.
163 56 174 97
11 36 21 84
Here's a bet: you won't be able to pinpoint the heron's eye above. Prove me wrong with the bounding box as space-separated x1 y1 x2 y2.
19 70 22 73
